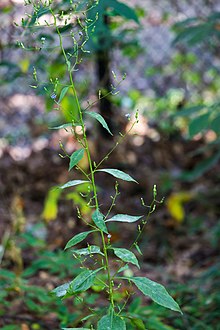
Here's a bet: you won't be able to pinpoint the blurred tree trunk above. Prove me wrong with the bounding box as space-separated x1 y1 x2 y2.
96 15 120 139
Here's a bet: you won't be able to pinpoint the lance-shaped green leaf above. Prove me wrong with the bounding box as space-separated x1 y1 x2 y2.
129 318 145 330
65 230 96 250
85 111 113 136
109 0 139 23
73 245 104 256
51 282 71 298
106 214 143 223
69 149 84 171
68 268 101 294
97 169 138 183
59 180 89 189
92 209 108 234
122 276 182 313
112 248 140 269
49 123 73 130
58 86 69 103
97 313 126 330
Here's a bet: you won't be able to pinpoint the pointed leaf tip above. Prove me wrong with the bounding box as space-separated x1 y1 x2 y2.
59 180 89 189
106 214 143 223
122 276 182 313
65 230 96 250
85 111 113 136
69 149 84 171
97 169 138 183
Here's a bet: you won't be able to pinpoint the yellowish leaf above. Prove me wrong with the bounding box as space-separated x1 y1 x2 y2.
166 192 193 223
42 188 61 223
19 58 30 73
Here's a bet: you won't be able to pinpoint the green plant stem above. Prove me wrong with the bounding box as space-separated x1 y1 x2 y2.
130 198 155 249
94 120 137 171
53 11 115 309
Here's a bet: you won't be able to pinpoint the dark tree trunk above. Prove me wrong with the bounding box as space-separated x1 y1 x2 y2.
96 46 115 138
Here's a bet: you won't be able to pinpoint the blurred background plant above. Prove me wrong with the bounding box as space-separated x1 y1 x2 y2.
0 0 220 329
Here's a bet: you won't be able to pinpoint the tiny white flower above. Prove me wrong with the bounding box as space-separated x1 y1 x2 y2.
125 113 131 120
51 93 56 99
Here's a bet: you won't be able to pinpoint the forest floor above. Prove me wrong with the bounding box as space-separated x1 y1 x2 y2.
0 109 220 328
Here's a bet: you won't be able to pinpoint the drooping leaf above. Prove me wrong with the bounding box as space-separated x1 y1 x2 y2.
65 230 96 250
112 248 140 269
122 276 182 313
189 113 210 137
58 86 69 103
85 111 113 136
97 313 126 330
173 23 213 46
73 245 104 256
92 209 108 234
69 149 84 171
59 180 89 189
134 243 143 255
97 169 138 183
106 214 143 223
109 0 139 23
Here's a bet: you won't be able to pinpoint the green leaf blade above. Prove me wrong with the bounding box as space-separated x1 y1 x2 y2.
58 86 69 103
92 209 108 234
109 0 139 23
51 282 71 298
49 123 73 130
123 276 182 313
59 180 89 190
106 214 143 223
73 245 104 256
97 313 126 330
172 105 205 118
189 113 210 138
65 230 96 250
85 111 113 136
69 268 101 294
210 114 220 134
97 169 138 183
112 248 140 269
69 149 84 171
